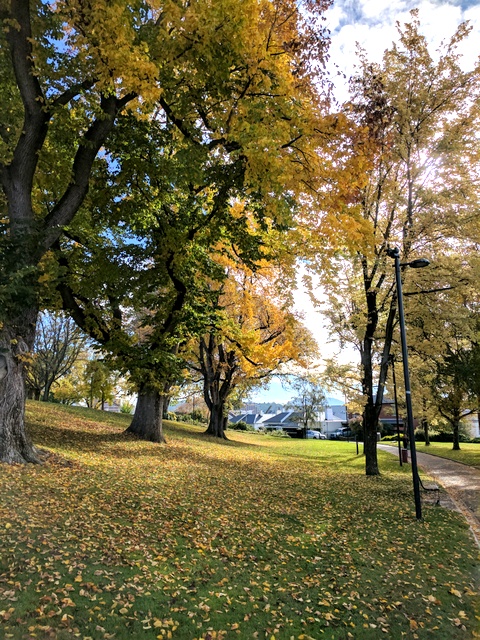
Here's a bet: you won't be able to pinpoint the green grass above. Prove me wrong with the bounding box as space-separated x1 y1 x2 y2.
0 401 479 640
415 442 480 469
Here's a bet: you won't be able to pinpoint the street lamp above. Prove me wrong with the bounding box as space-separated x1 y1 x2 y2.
386 247 430 520
388 354 403 467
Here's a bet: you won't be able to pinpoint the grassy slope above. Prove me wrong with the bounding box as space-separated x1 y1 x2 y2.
415 442 480 469
0 401 478 640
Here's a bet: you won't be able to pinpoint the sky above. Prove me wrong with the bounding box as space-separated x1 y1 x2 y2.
249 0 480 405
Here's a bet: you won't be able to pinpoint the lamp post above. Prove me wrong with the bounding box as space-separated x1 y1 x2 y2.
386 247 430 520
388 354 403 467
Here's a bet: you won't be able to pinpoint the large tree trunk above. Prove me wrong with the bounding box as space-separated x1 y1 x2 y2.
451 416 461 451
204 403 228 439
126 386 165 443
0 310 40 463
363 399 379 475
361 329 380 476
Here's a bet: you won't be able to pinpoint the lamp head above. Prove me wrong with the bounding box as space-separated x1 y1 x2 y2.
408 258 430 269
386 247 400 259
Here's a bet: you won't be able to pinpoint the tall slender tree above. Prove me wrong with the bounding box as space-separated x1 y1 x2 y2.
316 13 480 474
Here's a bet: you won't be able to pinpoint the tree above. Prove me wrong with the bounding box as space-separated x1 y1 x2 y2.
0 0 166 462
316 13 480 475
82 360 116 410
287 375 325 437
49 0 352 446
0 0 337 461
191 265 318 438
26 311 87 401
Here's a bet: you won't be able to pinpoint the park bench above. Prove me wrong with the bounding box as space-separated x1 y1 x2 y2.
418 475 440 506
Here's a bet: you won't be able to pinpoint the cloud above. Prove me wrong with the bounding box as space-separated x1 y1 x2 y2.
324 0 480 102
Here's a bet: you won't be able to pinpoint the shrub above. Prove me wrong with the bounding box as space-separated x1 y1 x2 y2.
228 420 248 431
381 434 400 442
428 432 469 443
268 429 290 438
228 421 255 432
120 402 134 414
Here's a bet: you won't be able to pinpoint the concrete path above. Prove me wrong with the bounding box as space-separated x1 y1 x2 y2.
378 444 480 546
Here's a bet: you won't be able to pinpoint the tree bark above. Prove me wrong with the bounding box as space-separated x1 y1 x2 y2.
126 386 166 443
451 416 461 451
363 399 379 475
422 398 430 446
204 403 228 439
360 309 380 475
0 309 40 463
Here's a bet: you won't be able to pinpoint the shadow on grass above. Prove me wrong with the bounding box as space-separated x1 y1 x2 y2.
28 420 260 461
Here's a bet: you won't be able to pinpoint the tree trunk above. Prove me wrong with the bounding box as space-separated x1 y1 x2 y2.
163 394 172 419
363 399 379 475
452 416 461 451
126 386 165 443
42 380 52 402
361 332 380 476
204 403 228 439
0 310 40 463
422 417 430 446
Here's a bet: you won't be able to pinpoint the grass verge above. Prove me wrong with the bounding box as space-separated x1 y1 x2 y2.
415 442 480 469
0 401 478 640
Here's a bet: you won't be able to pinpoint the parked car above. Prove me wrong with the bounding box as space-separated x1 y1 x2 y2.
306 430 326 439
330 428 355 440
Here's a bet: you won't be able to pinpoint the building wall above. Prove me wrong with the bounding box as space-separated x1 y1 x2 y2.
462 413 479 439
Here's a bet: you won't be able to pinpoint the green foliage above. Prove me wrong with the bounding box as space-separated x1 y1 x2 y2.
381 434 401 442
267 428 290 438
227 420 255 432
287 375 325 428
82 360 116 409
120 402 134 415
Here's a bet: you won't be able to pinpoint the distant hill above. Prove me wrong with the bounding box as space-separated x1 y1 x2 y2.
240 401 285 413
326 397 344 406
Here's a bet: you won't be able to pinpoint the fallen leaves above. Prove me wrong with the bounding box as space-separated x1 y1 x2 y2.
0 402 478 639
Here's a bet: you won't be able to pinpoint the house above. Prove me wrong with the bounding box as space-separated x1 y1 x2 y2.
229 413 274 428
261 411 304 437
320 402 348 438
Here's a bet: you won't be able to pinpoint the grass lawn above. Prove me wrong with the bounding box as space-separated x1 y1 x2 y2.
415 442 480 469
0 402 478 640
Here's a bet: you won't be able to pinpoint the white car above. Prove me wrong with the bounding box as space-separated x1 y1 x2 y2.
306 430 326 439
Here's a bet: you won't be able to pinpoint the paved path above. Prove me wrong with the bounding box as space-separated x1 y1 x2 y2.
378 445 480 546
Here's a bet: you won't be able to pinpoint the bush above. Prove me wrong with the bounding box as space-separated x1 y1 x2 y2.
414 430 426 442
120 402 134 414
228 421 248 431
381 434 400 442
268 429 290 438
428 432 470 443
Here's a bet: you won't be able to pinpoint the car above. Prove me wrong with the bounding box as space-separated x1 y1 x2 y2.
330 428 355 440
306 430 326 439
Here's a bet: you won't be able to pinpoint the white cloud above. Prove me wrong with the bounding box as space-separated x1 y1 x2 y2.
324 0 480 102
